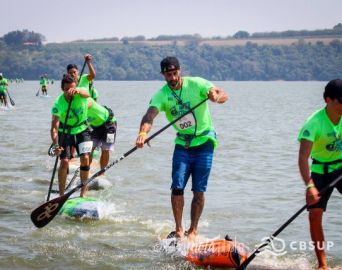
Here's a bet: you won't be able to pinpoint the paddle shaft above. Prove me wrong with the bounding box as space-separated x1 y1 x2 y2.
237 172 342 270
46 61 87 201
75 97 209 188
6 89 15 106
32 97 209 228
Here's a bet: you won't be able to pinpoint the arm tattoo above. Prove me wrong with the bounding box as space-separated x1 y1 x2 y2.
141 107 158 125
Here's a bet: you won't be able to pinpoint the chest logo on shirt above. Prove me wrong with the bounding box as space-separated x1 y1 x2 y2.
326 131 342 151
170 102 191 118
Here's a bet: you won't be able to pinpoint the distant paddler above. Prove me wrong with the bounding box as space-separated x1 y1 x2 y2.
39 74 49 96
87 98 117 176
0 73 9 107
50 74 93 197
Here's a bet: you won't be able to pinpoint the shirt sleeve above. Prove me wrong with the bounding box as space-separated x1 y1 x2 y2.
194 77 214 97
298 118 319 143
149 90 165 112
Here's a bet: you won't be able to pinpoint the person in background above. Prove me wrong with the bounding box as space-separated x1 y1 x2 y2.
0 73 9 107
50 74 92 197
67 54 96 159
298 79 342 270
39 75 49 95
87 98 117 175
135 56 228 241
67 54 96 96
89 81 99 101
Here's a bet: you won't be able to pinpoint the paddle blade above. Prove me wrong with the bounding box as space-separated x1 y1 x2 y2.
30 192 71 228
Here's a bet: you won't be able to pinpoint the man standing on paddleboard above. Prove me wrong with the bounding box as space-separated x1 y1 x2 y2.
298 79 342 270
136 56 228 241
67 54 96 159
0 73 9 107
50 74 93 197
39 74 49 96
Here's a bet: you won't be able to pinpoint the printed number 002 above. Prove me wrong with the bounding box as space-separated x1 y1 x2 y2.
180 121 192 129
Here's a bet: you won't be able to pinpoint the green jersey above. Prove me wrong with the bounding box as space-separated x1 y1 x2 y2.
78 74 90 89
40 78 48 86
149 77 217 148
89 86 98 100
0 78 8 93
52 93 89 135
87 98 116 127
78 74 98 99
298 108 342 174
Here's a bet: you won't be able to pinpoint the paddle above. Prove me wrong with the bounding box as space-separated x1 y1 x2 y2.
6 89 15 106
31 97 209 228
46 61 87 201
236 172 342 270
36 89 40 96
51 167 80 194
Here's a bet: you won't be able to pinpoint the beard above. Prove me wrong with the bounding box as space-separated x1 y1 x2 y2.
167 78 180 89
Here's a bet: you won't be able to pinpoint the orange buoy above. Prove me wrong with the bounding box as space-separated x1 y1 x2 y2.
185 238 248 267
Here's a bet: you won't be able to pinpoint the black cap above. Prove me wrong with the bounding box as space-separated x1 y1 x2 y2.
160 57 180 73
324 79 342 102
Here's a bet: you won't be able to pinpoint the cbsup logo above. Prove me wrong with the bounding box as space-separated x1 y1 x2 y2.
258 236 335 256
259 236 287 256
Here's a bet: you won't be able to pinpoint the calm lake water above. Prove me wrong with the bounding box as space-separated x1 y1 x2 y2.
0 81 341 270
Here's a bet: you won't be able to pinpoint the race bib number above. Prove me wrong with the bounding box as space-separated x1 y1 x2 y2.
176 114 195 130
78 141 93 154
106 133 115 143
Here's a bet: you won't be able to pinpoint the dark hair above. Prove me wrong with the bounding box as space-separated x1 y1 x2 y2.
67 64 78 71
324 79 342 101
61 74 76 89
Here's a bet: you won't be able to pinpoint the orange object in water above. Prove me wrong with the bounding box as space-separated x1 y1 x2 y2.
185 238 248 267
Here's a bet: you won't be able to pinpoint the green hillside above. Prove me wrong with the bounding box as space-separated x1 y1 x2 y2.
0 25 341 81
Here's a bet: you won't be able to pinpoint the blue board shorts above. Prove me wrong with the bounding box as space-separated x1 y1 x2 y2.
171 140 214 192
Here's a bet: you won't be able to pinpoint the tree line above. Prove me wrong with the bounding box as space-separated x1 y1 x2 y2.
0 29 341 81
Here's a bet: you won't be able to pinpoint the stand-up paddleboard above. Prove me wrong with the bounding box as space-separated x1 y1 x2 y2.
186 237 248 267
161 232 248 268
59 196 105 220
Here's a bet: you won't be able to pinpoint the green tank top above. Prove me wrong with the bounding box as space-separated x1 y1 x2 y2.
78 74 90 89
51 93 89 134
40 78 48 86
78 75 99 99
298 108 342 174
87 98 116 127
0 78 8 92
149 77 217 148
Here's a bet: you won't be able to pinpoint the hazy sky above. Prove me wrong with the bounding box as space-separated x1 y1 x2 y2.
1 0 341 43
